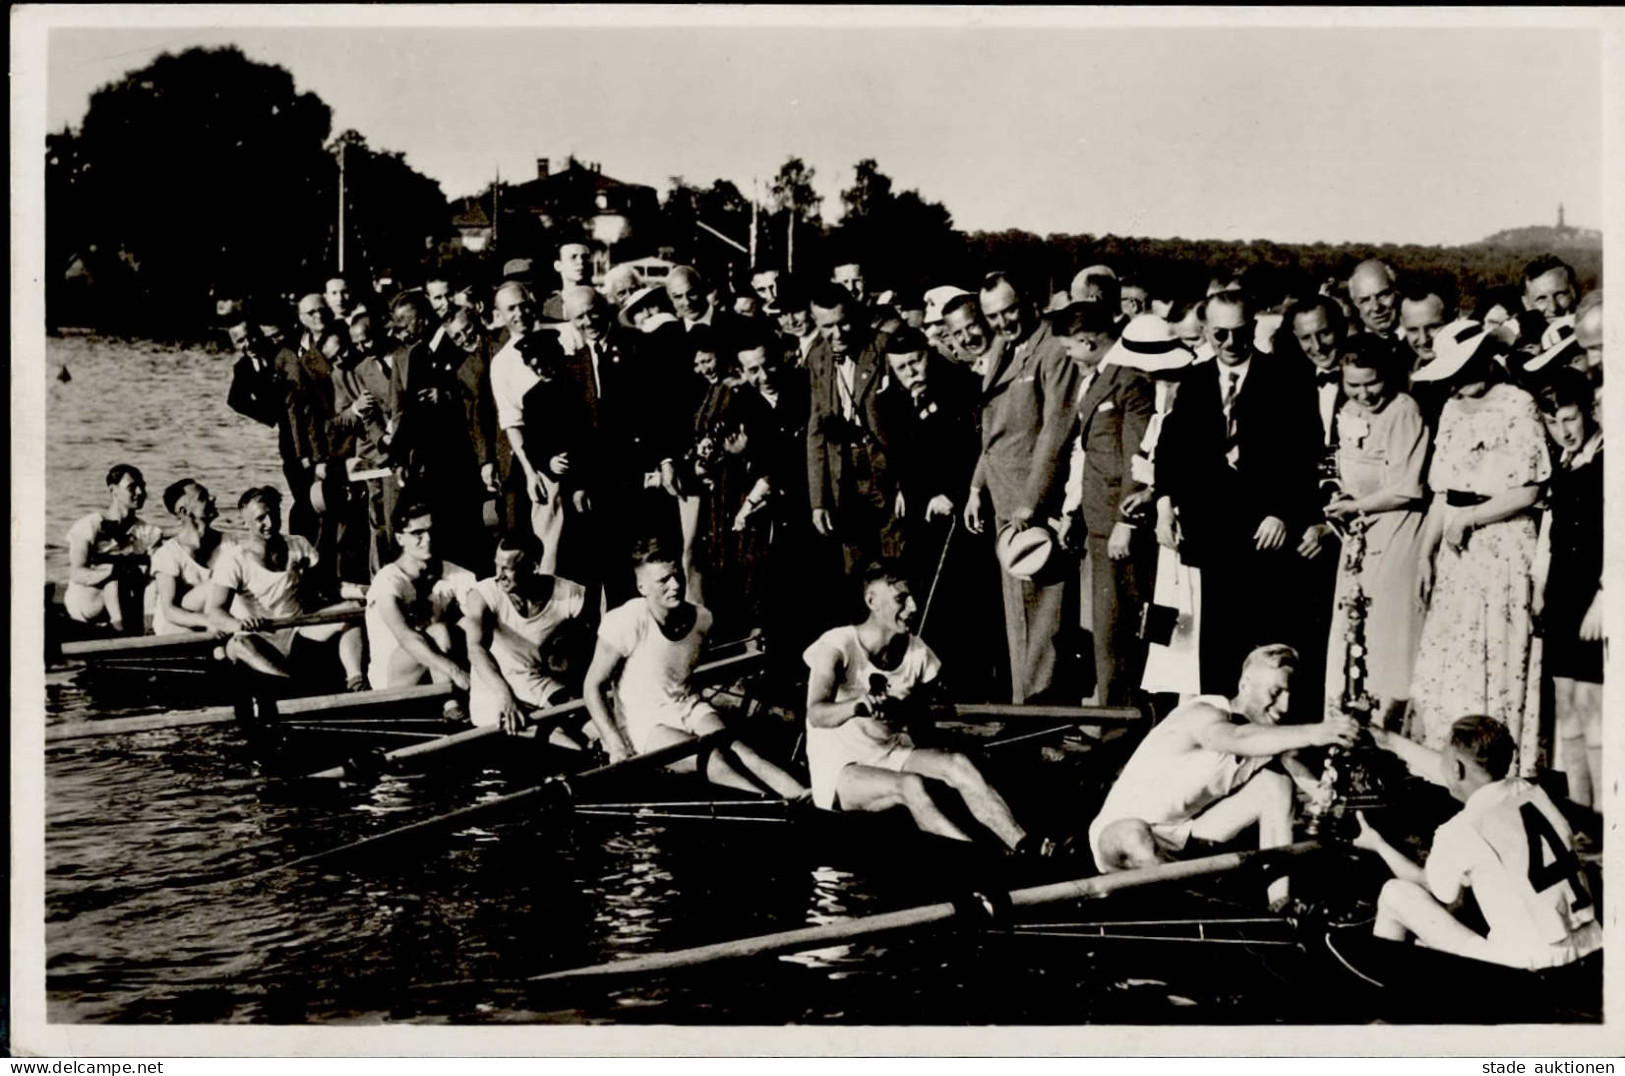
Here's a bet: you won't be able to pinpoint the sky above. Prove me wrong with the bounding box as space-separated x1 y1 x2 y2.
43 14 1604 247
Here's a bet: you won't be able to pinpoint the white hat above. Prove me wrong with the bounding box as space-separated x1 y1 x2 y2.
922 286 972 326
996 522 1062 582
1524 319 1585 374
1253 312 1283 355
1102 314 1196 374
1410 319 1498 383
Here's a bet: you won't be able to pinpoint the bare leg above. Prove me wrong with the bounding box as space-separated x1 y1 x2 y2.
903 748 1026 849
224 634 293 678
1576 681 1602 811
336 626 366 685
1553 677 1591 809
1374 878 1507 963
1188 769 1296 906
640 723 761 794
833 764 974 842
687 710 807 799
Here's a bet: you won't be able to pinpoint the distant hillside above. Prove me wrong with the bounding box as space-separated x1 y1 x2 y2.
1475 223 1602 250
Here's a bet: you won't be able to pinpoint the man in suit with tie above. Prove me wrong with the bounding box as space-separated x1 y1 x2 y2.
227 308 319 543
1155 290 1323 700
806 283 901 579
964 272 1083 705
1052 302 1155 707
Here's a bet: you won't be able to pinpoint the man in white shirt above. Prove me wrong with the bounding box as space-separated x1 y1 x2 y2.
364 499 474 698
1354 715 1602 970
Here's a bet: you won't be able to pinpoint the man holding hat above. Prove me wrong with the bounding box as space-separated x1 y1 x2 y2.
967 271 1084 705
1055 303 1156 706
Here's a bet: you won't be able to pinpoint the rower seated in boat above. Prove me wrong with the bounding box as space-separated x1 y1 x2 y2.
1088 644 1358 907
1352 715 1602 971
365 499 476 712
459 531 591 737
203 485 366 688
64 463 163 634
803 560 1055 856
149 479 229 635
582 537 809 800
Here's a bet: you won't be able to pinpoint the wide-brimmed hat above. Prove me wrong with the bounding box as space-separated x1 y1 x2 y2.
617 285 667 329
1102 313 1196 373
996 521 1062 582
922 285 972 325
1524 318 1585 374
1410 319 1499 383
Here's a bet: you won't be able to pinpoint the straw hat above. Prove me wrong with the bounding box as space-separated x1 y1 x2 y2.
1102 314 1196 374
1410 319 1498 383
922 286 971 326
617 285 666 329
1524 318 1585 374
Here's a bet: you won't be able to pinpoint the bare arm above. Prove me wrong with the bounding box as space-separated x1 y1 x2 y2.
458 591 515 708
1368 726 1448 786
375 591 467 687
154 573 212 632
67 526 115 588
581 638 635 760
804 650 877 729
1194 709 1356 758
1351 811 1426 885
203 580 254 633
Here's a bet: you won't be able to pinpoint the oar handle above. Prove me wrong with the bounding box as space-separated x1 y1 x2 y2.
938 703 1143 723
59 605 364 658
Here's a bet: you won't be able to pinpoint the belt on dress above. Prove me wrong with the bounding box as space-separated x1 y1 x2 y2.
1444 490 1491 507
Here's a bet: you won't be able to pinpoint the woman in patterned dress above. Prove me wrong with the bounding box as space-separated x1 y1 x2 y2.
1322 336 1429 728
1408 321 1551 773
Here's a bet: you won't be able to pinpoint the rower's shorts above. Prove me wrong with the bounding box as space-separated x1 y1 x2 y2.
824 743 915 811
469 670 567 728
1086 815 1193 870
624 697 719 754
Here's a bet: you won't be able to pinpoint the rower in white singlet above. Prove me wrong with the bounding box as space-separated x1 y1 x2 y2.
460 532 588 731
581 537 808 800
1355 715 1602 970
203 486 366 686
149 479 230 636
64 463 164 632
803 560 1053 856
364 499 475 694
1088 644 1357 906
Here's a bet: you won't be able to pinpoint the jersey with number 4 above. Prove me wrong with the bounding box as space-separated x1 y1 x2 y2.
1425 778 1600 969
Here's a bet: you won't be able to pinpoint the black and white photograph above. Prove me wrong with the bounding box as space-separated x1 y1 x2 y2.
10 4 1622 1056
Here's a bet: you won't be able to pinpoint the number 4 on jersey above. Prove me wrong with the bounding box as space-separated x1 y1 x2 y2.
1520 803 1592 912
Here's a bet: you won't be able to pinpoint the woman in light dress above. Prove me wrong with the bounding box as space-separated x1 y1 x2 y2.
1321 336 1429 728
1408 321 1550 773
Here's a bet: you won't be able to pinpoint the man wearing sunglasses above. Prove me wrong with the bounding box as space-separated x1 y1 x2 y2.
1154 290 1323 705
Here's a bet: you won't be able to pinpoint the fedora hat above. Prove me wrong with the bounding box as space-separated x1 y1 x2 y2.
996 521 1061 582
1103 313 1196 374
1410 319 1500 383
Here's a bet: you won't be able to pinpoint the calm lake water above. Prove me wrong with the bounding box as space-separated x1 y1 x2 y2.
35 335 1490 1027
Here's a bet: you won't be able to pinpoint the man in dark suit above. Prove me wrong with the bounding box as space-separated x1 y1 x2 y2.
964 272 1083 704
805 283 901 577
1052 302 1155 707
226 309 317 542
1155 290 1323 699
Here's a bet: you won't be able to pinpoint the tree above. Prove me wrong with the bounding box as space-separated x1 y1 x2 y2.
330 129 448 285
839 158 893 222
769 156 822 227
63 46 335 330
828 158 962 295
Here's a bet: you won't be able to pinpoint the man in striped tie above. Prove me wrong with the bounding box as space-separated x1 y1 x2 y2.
1153 290 1323 701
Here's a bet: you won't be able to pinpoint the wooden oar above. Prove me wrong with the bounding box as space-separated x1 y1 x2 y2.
59 605 364 659
302 649 766 779
527 841 1322 982
235 726 745 884
938 703 1142 723
46 682 453 744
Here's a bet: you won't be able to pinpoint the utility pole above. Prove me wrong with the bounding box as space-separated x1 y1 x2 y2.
493 164 500 252
749 176 759 269
337 140 346 273
787 208 794 275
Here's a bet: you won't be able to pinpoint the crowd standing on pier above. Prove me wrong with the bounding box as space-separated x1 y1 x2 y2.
61 245 1606 961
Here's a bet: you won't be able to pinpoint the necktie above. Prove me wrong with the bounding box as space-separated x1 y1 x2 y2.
1222 370 1240 468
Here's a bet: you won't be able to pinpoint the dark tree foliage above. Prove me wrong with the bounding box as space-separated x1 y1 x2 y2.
827 159 963 297
48 47 445 337
330 130 449 290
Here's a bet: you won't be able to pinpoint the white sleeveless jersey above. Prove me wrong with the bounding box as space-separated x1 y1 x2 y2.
1425 778 1601 969
1090 695 1272 837
470 576 585 682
